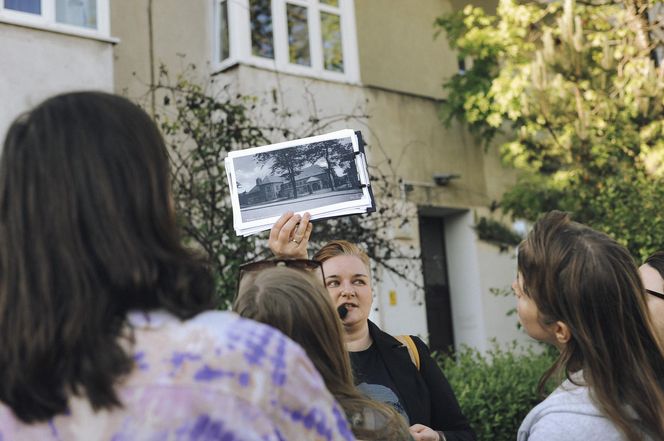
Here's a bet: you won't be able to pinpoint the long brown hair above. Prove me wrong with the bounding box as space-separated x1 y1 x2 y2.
518 211 664 440
233 267 410 440
0 92 215 423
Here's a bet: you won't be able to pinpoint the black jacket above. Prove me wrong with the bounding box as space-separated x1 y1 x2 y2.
366 320 476 441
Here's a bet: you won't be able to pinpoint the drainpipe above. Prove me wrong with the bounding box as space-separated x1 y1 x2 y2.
147 0 156 116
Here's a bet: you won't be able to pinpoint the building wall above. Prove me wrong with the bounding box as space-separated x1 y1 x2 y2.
0 23 114 141
111 0 213 107
354 0 457 100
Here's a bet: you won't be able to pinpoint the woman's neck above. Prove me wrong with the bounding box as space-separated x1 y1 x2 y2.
344 320 373 352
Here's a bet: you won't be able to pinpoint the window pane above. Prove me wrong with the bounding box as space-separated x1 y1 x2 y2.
250 0 274 59
4 0 41 14
320 0 338 6
321 12 343 72
287 3 310 66
56 0 97 29
219 0 230 61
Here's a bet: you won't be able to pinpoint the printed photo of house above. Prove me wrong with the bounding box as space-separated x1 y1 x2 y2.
240 164 338 207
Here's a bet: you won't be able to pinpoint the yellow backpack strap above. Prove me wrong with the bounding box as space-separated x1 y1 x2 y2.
395 335 420 371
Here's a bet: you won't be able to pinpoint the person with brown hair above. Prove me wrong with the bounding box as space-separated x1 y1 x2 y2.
0 92 355 440
640 250 664 343
269 212 475 441
514 211 664 441
233 265 413 441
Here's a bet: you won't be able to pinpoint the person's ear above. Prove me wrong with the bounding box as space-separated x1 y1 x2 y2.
552 321 571 346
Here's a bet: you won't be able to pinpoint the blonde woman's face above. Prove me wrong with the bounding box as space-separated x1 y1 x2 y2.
322 255 373 328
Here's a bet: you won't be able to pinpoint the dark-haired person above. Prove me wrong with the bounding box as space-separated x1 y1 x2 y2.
514 211 664 441
0 92 355 440
270 212 476 441
640 250 664 343
234 265 413 441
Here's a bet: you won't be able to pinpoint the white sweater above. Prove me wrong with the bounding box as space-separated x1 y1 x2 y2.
517 376 651 441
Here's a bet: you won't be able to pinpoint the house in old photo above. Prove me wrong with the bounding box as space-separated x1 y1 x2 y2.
240 164 336 207
241 175 283 206
279 164 335 198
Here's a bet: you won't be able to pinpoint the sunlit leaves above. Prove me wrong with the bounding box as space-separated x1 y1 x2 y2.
437 0 664 258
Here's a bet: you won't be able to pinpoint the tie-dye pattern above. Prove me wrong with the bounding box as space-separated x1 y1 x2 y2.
0 310 356 441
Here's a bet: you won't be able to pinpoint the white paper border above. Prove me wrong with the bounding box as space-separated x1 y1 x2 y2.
225 129 374 236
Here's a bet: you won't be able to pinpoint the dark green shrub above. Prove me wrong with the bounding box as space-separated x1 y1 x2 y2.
473 216 522 252
437 342 557 441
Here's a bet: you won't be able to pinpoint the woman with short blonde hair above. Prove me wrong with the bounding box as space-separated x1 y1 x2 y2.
234 265 412 440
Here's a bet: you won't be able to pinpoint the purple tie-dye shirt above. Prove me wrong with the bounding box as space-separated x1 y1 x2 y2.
0 310 356 441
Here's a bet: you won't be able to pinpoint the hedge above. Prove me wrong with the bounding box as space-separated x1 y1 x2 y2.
436 342 557 441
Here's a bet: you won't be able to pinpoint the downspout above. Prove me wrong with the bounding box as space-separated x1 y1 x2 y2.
148 0 156 117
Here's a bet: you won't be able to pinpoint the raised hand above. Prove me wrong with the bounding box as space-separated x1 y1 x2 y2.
268 211 313 260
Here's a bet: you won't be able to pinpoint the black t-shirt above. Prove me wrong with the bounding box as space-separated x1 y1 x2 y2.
349 343 410 423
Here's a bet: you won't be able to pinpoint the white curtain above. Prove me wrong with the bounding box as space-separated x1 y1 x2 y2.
56 0 97 29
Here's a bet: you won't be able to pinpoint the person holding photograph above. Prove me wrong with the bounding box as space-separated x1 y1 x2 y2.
514 211 664 441
269 212 476 441
234 264 413 441
0 92 355 441
639 250 664 343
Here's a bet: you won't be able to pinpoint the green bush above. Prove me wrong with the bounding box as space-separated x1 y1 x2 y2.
437 342 557 441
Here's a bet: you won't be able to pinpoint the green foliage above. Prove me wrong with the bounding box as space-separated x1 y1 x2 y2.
436 0 664 259
153 68 268 307
473 216 522 251
438 343 557 441
148 65 421 306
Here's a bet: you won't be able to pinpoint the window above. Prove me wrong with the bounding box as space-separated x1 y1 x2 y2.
214 0 359 83
249 0 273 59
5 0 41 14
0 0 109 38
218 0 231 61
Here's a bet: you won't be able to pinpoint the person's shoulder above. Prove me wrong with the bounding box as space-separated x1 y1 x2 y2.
183 309 276 339
518 382 622 441
368 320 413 346
129 310 312 387
158 309 298 350
523 381 596 417
408 334 429 349
187 310 309 359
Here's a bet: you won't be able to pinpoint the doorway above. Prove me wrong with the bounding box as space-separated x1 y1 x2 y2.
418 215 454 354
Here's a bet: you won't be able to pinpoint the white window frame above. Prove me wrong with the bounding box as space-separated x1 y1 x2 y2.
0 0 111 42
213 0 359 84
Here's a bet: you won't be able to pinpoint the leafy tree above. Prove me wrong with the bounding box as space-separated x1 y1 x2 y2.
150 68 267 307
255 148 307 199
299 139 359 190
436 0 664 259
301 140 340 190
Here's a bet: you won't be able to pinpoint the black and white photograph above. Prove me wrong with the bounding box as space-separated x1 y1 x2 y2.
225 129 374 236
